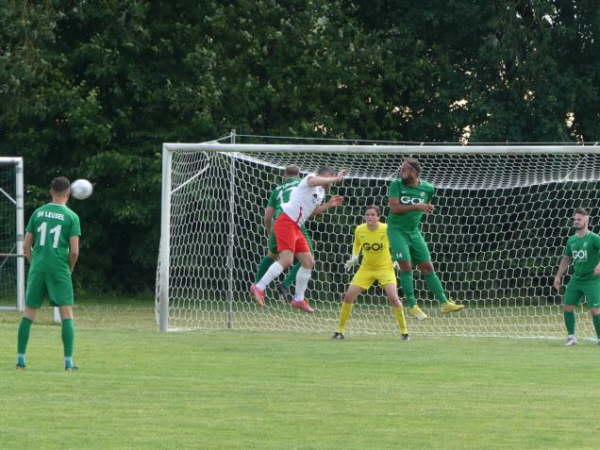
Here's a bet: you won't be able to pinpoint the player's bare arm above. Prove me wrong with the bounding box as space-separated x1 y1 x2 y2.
307 169 347 187
388 196 434 214
553 255 571 291
69 236 80 272
23 231 33 264
311 195 345 217
594 262 600 276
263 206 275 236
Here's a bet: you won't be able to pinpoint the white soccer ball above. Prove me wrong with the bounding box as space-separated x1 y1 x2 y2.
70 179 93 200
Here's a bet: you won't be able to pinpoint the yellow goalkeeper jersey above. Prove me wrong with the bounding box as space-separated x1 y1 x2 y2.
353 222 393 269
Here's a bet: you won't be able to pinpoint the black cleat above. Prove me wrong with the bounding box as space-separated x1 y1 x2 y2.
65 365 79 372
331 332 345 340
401 334 410 341
16 363 26 370
276 283 290 302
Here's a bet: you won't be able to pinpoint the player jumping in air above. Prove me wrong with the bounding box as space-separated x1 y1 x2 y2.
388 158 464 320
16 177 81 371
251 167 346 312
333 205 409 340
253 165 315 301
554 208 600 346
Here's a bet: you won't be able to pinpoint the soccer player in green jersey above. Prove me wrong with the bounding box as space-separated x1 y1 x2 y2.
553 208 600 346
253 165 316 300
387 158 464 320
16 177 81 370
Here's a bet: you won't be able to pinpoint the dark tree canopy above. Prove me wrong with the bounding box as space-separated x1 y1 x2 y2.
1 0 597 291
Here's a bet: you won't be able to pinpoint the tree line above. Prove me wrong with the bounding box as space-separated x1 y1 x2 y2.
1 0 599 292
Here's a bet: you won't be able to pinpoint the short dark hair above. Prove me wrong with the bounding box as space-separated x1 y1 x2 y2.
284 165 300 177
575 207 589 216
404 158 422 175
50 176 71 193
364 205 381 216
317 166 334 176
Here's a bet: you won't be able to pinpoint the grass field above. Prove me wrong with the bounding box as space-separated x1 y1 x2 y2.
2 298 600 450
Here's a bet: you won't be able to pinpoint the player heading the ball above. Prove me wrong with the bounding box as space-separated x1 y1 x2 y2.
251 166 347 312
388 158 464 320
554 207 600 347
333 205 409 340
253 165 316 301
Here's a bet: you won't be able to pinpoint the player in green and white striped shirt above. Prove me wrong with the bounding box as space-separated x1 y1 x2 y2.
253 165 315 300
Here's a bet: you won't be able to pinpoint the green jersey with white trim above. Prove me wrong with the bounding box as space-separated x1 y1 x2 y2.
387 179 435 231
25 203 81 274
563 231 600 281
267 177 301 218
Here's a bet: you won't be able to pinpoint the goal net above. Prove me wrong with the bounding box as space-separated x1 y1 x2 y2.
156 141 600 339
0 157 25 311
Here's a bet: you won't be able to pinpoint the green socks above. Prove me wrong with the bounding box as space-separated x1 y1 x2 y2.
61 318 75 363
398 271 417 308
425 272 448 304
17 317 33 365
282 261 301 288
255 256 274 283
17 316 76 368
564 310 575 335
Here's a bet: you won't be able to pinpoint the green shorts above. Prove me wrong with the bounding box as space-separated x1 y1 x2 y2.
387 227 431 264
25 270 74 308
564 277 600 308
268 226 314 254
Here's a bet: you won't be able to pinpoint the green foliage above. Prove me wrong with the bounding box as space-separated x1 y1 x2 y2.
2 1 600 292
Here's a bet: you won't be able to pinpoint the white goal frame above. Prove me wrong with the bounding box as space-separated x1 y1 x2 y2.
157 141 600 338
0 157 25 312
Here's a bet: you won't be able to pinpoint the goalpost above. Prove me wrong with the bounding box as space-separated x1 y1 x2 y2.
156 140 600 339
0 157 25 312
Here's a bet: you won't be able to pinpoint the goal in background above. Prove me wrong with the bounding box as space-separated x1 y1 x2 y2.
156 139 600 339
0 157 25 311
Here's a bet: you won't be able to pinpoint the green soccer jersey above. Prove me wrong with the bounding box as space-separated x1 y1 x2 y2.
267 177 301 218
25 203 81 273
387 178 435 230
563 231 600 281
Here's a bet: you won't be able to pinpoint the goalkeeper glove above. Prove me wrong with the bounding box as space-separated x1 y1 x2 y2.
344 256 360 271
393 261 400 271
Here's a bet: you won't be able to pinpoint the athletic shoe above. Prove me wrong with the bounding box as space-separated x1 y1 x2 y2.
401 334 410 341
276 283 290 302
290 299 314 313
15 363 26 370
408 305 428 320
332 332 345 340
250 283 265 307
565 336 578 346
65 365 79 372
441 300 465 314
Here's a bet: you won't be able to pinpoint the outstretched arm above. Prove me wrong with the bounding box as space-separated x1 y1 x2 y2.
553 255 571 291
311 195 344 217
307 169 348 188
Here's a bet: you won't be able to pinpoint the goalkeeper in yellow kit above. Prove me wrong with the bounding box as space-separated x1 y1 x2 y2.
332 206 409 340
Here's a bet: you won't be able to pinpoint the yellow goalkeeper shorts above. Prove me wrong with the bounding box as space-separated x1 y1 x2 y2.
350 266 396 290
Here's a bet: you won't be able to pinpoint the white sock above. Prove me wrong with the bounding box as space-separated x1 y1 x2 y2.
293 267 312 301
256 262 284 291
